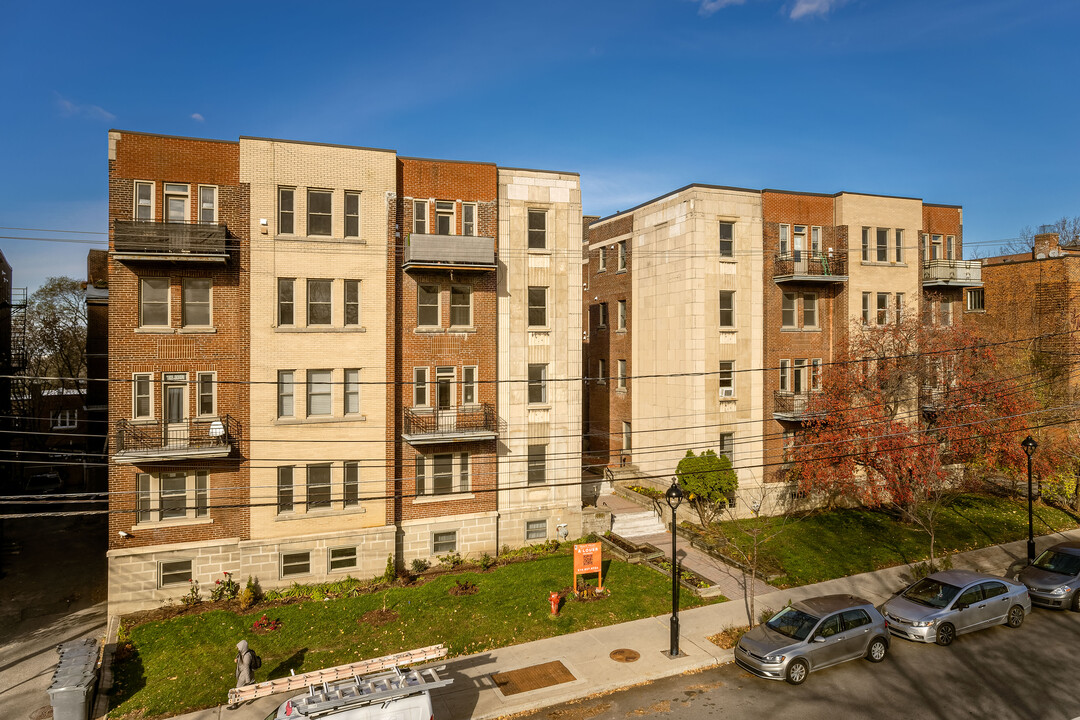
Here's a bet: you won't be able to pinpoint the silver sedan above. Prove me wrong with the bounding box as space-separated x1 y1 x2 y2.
882 569 1030 646
1018 541 1080 611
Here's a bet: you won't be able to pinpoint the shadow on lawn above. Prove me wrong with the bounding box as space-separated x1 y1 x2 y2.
108 647 145 710
268 648 308 680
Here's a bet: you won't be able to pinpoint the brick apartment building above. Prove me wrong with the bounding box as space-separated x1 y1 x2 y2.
103 131 582 613
584 185 977 508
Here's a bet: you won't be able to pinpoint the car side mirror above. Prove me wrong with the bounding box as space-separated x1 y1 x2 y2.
812 636 827 643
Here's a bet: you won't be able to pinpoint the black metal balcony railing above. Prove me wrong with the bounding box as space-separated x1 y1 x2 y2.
114 415 238 461
773 254 848 282
773 391 823 420
402 404 497 443
113 220 231 258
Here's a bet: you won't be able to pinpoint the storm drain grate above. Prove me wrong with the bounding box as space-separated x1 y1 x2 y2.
609 648 640 663
491 660 576 696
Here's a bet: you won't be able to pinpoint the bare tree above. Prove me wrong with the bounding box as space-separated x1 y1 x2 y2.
1001 216 1080 255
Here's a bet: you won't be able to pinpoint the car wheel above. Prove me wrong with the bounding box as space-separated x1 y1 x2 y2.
935 622 955 646
1071 591 1080 613
785 658 809 685
865 637 887 663
1006 605 1025 628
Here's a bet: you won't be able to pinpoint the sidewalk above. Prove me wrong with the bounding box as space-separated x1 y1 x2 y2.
150 527 1080 720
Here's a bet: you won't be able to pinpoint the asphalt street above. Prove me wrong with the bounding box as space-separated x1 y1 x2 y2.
507 607 1080 720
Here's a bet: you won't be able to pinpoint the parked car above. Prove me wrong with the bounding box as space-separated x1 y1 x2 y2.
24 471 62 494
1018 542 1080 611
734 594 889 685
882 569 1030 646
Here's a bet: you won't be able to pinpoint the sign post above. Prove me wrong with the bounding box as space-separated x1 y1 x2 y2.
573 542 603 592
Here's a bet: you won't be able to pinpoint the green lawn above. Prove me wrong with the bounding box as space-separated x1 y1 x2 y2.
745 494 1079 588
110 555 715 719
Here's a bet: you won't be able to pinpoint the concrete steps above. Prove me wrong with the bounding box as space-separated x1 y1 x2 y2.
611 509 666 538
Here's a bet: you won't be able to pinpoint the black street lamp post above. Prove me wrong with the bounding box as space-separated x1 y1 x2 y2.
665 478 684 658
1022 435 1038 563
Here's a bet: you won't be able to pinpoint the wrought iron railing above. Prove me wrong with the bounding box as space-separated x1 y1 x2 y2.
114 414 238 455
773 391 822 418
403 403 496 437
113 220 231 256
773 254 847 279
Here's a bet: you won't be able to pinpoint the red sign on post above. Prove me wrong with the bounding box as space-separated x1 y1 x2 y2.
573 542 603 592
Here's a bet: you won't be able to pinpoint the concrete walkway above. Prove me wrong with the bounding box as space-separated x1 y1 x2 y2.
168 526 1080 720
631 531 775 601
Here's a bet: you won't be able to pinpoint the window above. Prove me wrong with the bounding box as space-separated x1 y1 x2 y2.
526 520 546 541
802 292 817 327
344 462 359 507
278 278 294 325
140 277 169 327
528 364 547 404
876 228 889 262
811 226 821 255
462 366 477 404
278 371 295 418
811 359 822 390
527 445 546 485
344 280 360 326
782 292 796 328
719 221 734 257
617 359 627 390
197 372 215 416
136 473 151 523
895 229 904 263
967 288 985 311
793 226 807 257
307 464 332 510
433 454 454 494
718 361 734 397
195 470 208 517
876 293 889 325
862 292 871 325
160 471 187 520
528 287 547 327
417 284 439 327
841 609 872 631
344 192 360 238
278 188 295 234
598 246 607 272
931 234 943 260
344 369 360 414
281 551 310 577
433 531 457 554
980 581 1008 599
779 224 790 256
779 359 790 392
307 279 332 325
135 181 154 220
450 286 472 327
182 278 211 326
896 293 905 323
718 291 734 328
53 409 78 429
622 422 632 452
307 190 332 236
617 240 627 271
946 235 955 260
413 200 428 233
277 466 294 513
597 303 608 328
198 186 217 224
134 373 153 419
159 560 192 587
307 370 332 416
617 299 627 331
329 546 357 571
435 201 454 234
414 367 429 406
941 299 953 326
718 432 734 461
597 358 607 384
164 183 189 223
528 209 547 249
462 203 476 236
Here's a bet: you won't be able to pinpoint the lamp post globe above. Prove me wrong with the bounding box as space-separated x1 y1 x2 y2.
666 478 684 658
1021 436 1038 563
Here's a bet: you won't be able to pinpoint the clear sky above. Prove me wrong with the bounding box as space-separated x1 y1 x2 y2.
1 0 1077 294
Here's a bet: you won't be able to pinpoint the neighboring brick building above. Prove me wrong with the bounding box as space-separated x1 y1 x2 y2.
104 131 582 613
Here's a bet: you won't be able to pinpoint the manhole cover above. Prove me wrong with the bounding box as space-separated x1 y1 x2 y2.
610 648 640 663
29 707 53 720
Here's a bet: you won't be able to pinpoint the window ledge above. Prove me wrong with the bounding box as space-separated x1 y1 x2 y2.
615 387 628 395
528 404 552 410
413 492 476 505
274 416 367 425
780 327 821 333
135 327 174 334
616 269 628 274
615 328 627 334
860 261 907 267
275 327 367 333
528 327 551 333
448 326 476 333
128 418 158 425
718 327 737 333
718 257 737 263
528 248 552 255
275 506 368 521
134 517 214 530
179 327 217 334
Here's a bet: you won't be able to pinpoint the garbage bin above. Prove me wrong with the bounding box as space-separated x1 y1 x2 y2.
48 638 99 720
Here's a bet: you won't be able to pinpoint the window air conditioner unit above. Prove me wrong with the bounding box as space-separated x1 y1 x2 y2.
720 387 735 398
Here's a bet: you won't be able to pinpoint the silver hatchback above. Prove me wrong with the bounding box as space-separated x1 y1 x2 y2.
1018 542 1080 610
882 569 1030 646
735 594 889 685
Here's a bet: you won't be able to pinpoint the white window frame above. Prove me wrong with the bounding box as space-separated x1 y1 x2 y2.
307 370 333 417
344 191 361 238
528 287 548 328
802 292 818 328
413 367 430 407
198 185 218 224
876 227 889 262
617 240 627 271
877 292 890 325
133 372 154 420
432 531 457 554
414 200 428 234
896 292 905 323
135 470 209 525
53 408 78 429
811 358 822 391
895 228 904 263
329 546 358 571
718 432 735 462
181 278 212 327
719 361 735 398
462 366 478 405
528 209 547 249
159 559 192 587
134 180 155 220
598 246 607 272
462 202 477 236
435 200 455 235
781 292 796 328
779 224 790 256
281 550 311 578
966 288 985 312
417 284 440 327
525 520 547 541
343 461 360 507
811 226 821 255
277 466 294 513
779 359 790 392
861 292 871 325
450 285 472 327
719 221 734 258
617 359 627 390
344 369 361 415
196 372 216 418
163 183 189 223
527 364 548 405
140 277 170 327
414 452 470 495
306 463 332 510
946 235 955 260
278 370 295 418
617 299 627 331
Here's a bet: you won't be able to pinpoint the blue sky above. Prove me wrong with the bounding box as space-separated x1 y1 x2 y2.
1 0 1077 293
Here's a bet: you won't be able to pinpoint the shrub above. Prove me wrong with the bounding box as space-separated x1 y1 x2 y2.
437 551 465 570
382 555 397 584
410 558 430 575
252 614 283 633
239 576 260 610
210 571 240 602
180 580 202 607
479 553 495 571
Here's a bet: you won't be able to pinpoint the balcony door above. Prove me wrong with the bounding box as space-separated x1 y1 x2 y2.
435 367 455 432
792 226 807 274
163 373 189 448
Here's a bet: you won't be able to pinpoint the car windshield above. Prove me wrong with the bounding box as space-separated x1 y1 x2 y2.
902 578 961 609
766 606 820 641
1033 550 1080 577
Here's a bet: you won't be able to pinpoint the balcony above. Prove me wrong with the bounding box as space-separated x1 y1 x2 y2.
922 259 982 288
403 234 496 271
402 404 498 445
113 220 231 263
113 415 238 463
773 254 848 284
773 391 823 422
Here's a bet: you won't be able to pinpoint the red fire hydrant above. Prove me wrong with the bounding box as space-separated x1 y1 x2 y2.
549 591 561 615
